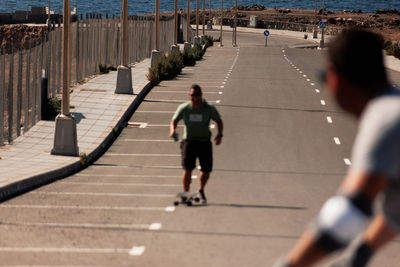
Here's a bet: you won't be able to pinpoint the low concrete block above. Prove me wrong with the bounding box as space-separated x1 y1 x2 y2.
51 114 79 156
184 42 192 53
151 50 161 67
171 45 180 54
194 36 201 45
115 65 133 94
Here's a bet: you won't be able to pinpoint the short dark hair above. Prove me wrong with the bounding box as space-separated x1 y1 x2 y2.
328 28 388 92
191 84 202 93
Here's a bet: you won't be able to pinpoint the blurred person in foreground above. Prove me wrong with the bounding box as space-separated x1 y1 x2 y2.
274 28 400 267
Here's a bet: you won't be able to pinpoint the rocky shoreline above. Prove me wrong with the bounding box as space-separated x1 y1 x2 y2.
1 6 399 55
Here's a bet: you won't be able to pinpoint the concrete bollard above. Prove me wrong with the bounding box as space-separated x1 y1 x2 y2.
115 65 133 94
151 49 161 67
207 20 212 30
171 45 180 54
194 36 201 45
313 29 318 39
184 42 192 53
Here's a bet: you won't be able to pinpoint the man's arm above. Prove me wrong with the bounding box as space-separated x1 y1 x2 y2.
214 119 223 145
169 119 178 138
281 171 390 267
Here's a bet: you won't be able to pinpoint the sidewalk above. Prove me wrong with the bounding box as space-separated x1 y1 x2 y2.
0 58 152 201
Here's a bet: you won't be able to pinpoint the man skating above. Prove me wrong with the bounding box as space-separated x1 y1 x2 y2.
170 84 223 203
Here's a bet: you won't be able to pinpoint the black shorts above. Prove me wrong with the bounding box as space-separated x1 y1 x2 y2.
180 140 213 172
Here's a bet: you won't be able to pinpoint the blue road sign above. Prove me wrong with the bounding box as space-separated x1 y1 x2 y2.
319 20 327 29
264 30 270 37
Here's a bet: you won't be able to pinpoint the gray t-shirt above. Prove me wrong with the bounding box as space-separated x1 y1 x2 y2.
351 87 400 180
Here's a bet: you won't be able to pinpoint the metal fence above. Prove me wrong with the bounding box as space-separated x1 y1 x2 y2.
0 14 190 146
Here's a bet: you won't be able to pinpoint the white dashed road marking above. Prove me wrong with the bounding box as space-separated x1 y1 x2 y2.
320 100 326 106
326 116 333 123
344 158 352 165
334 137 341 145
129 246 146 256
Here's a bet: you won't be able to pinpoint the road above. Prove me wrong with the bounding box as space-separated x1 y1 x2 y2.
0 30 400 266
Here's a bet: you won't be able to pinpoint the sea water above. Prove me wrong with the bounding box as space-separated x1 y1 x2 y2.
0 0 399 16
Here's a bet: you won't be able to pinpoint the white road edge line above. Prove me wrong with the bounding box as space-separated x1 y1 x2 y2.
344 158 352 165
0 247 130 254
327 116 333 123
32 192 175 197
75 174 179 179
59 182 181 187
0 204 173 212
105 153 180 157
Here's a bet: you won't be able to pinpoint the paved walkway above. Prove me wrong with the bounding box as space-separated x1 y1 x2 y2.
0 58 151 199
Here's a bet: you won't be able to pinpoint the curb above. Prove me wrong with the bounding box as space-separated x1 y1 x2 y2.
0 82 154 203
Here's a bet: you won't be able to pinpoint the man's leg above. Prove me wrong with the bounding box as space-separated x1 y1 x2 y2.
199 172 210 191
182 169 192 192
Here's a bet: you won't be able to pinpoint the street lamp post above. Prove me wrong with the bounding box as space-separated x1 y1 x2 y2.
232 0 237 46
171 0 180 53
196 0 199 36
151 0 162 66
184 0 192 52
115 0 133 93
202 0 205 36
51 0 79 156
219 0 223 46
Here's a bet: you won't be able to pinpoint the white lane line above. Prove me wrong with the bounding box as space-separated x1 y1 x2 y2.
59 182 181 187
216 100 221 104
299 71 303 74
136 110 175 114
146 124 182 127
6 221 157 231
146 99 219 104
310 83 315 86
105 153 180 157
320 100 326 106
129 246 146 256
315 89 320 93
93 165 182 169
334 137 341 145
165 206 176 212
75 174 179 179
303 74 307 77
220 86 224 88
185 68 194 71
32 192 175 198
219 91 223 95
0 204 172 212
326 116 333 123
127 122 148 128
0 247 130 254
123 139 173 142
306 79 311 82
151 91 221 94
222 82 226 84
344 158 352 165
191 175 198 179
149 223 162 231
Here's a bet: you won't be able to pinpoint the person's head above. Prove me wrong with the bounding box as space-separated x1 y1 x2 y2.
326 28 389 116
189 84 203 107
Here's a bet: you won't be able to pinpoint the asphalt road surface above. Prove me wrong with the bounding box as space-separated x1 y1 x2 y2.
1 30 400 266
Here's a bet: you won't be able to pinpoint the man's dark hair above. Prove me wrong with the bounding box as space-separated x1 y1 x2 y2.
328 28 388 92
191 84 202 93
